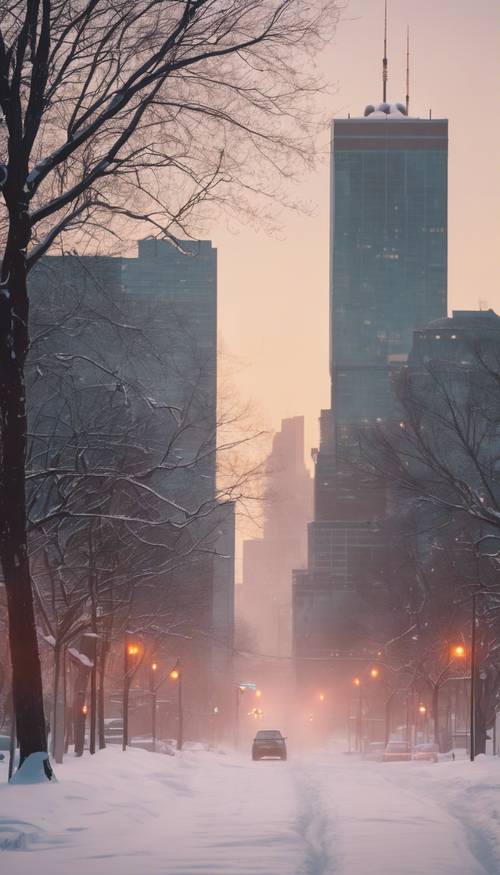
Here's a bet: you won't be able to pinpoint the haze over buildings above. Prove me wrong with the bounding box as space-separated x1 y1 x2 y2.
239 417 312 657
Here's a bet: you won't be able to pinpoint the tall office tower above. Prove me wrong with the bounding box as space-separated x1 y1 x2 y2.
29 240 234 737
293 94 448 679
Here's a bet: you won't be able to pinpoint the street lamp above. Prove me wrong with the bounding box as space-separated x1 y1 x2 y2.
169 658 183 751
123 636 142 751
451 644 466 660
352 678 363 752
319 692 326 702
150 661 159 752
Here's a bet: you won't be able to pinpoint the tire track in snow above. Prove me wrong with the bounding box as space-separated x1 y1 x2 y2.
294 765 338 875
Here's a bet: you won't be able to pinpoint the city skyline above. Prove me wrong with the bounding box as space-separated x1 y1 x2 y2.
214 0 499 471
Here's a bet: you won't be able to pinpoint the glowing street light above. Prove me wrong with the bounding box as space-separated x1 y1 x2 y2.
418 704 427 715
169 658 183 751
451 644 466 659
123 635 143 751
370 667 380 679
319 692 326 702
82 703 88 716
255 689 262 699
353 677 361 687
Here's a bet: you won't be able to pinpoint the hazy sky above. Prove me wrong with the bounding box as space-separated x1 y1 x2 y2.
214 0 499 471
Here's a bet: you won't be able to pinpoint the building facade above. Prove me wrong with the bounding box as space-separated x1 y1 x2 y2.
28 239 235 739
293 102 448 681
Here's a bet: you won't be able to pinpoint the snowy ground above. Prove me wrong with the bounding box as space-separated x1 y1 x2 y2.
1 744 500 875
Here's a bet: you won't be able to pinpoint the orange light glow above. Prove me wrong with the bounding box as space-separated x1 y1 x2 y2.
169 669 180 680
255 689 262 698
151 662 158 671
127 644 140 656
419 704 427 714
353 677 361 687
319 692 326 702
370 667 380 679
452 644 466 659
82 704 88 715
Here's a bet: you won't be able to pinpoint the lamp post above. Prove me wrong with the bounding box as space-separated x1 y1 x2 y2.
169 658 183 751
123 636 141 751
470 594 478 762
353 677 362 753
234 685 245 749
150 662 158 752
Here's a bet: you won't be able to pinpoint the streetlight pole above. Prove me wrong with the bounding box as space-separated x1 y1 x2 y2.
150 662 158 752
123 636 130 752
177 669 183 752
169 658 183 751
123 636 141 752
470 593 477 762
352 678 362 753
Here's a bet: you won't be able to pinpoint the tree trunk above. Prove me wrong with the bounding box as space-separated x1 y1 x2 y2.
51 643 66 763
98 646 107 750
0 213 51 776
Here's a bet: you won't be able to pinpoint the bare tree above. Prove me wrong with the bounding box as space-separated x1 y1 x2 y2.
0 1 338 773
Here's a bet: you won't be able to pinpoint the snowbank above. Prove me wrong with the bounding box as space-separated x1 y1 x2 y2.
1 744 499 874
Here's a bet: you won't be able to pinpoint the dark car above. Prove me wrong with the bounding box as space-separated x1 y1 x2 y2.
252 729 287 761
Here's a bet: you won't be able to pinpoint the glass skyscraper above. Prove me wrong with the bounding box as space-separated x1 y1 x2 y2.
293 105 448 670
330 115 448 427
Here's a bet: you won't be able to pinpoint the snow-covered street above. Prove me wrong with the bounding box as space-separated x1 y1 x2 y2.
2 745 500 875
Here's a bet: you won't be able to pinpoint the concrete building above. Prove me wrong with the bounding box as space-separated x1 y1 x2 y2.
293 99 448 681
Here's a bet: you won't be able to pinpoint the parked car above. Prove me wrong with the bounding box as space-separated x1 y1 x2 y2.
103 717 123 744
252 729 287 761
382 741 412 762
413 743 439 763
363 741 386 761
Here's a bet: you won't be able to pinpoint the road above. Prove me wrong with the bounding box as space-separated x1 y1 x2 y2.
2 744 499 875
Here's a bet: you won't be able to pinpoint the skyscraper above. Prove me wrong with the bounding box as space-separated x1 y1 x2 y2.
293 93 448 671
239 416 313 657
29 239 234 737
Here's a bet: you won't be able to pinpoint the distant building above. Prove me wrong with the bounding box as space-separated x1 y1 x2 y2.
239 416 313 657
29 239 234 737
293 100 448 677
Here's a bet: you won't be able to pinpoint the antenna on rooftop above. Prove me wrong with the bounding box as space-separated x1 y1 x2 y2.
405 26 410 116
382 0 388 102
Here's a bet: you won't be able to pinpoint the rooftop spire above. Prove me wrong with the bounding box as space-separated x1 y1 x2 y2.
405 26 410 116
382 0 388 102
